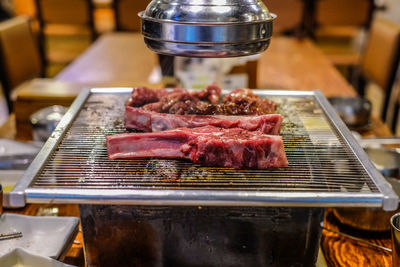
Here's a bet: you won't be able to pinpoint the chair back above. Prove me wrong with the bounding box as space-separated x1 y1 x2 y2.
391 82 400 133
263 0 306 36
34 0 96 68
361 18 400 91
315 0 373 27
0 16 42 112
312 0 374 39
35 0 94 25
360 18 400 122
113 0 151 31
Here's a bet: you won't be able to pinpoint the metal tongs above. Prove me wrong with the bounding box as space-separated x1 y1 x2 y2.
321 224 391 253
0 232 23 241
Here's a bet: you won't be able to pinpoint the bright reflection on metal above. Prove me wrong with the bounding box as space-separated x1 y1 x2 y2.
139 0 275 57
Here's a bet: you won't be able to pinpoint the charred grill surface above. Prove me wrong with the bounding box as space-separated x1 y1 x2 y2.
30 92 378 195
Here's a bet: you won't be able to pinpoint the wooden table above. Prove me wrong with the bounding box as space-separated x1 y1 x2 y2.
56 32 356 98
258 37 356 97
3 32 395 266
56 32 159 87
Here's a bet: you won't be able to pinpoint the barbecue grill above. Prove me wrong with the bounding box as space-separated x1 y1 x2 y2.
11 88 398 266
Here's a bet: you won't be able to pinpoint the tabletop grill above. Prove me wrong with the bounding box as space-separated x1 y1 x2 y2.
11 88 396 209
10 88 398 266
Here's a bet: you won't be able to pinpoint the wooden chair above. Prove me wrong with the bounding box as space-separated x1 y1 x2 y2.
34 0 96 68
311 0 376 68
113 0 150 32
0 16 42 113
263 0 307 37
113 0 174 84
313 0 374 38
391 83 400 134
357 18 400 122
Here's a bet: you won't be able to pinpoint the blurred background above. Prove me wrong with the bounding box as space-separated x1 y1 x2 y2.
0 3 399 265
0 0 400 135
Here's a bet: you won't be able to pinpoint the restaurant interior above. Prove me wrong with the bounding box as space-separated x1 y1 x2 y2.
0 0 400 266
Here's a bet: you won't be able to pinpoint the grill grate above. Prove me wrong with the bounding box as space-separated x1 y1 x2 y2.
33 93 376 193
13 89 397 209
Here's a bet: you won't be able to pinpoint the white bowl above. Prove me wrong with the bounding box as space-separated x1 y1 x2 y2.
0 248 75 267
0 214 79 259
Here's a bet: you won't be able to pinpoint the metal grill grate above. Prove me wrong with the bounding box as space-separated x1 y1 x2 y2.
12 89 398 209
33 94 375 192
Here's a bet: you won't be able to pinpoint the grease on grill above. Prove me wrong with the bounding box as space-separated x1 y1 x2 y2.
31 93 379 195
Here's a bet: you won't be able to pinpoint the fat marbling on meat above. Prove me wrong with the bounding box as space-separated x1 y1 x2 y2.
107 126 288 169
125 106 283 134
126 85 277 115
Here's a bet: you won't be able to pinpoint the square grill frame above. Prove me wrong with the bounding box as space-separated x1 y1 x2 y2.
10 88 398 211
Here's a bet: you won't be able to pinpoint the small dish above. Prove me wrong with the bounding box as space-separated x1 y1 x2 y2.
30 105 67 142
0 214 79 259
0 248 74 267
328 97 372 131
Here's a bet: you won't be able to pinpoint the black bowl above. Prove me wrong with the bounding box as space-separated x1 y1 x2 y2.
328 97 372 130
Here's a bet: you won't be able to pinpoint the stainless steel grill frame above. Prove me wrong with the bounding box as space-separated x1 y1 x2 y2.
11 88 398 210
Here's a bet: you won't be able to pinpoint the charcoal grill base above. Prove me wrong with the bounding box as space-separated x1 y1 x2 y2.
79 205 325 267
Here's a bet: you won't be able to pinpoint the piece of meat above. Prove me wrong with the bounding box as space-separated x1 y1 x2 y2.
126 85 222 108
107 126 288 169
125 87 159 107
191 83 221 104
155 90 199 115
222 88 278 115
125 106 283 134
137 87 278 115
125 87 187 107
142 98 218 115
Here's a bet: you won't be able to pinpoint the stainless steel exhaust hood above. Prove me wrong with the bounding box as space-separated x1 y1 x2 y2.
139 0 276 57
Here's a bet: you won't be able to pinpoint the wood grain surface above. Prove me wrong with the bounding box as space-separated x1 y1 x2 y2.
322 209 393 267
56 32 159 87
55 32 357 98
320 115 394 267
258 38 357 97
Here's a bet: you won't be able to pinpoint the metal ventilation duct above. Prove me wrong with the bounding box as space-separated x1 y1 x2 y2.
139 0 276 57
